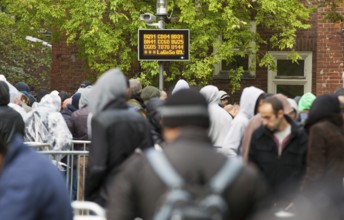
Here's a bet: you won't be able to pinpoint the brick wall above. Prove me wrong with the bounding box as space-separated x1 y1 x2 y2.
51 38 89 94
315 5 344 95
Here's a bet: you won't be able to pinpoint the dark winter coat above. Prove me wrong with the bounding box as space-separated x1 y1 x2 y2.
61 104 77 132
302 94 344 192
249 116 307 204
146 98 165 146
70 107 90 150
85 98 152 206
0 135 73 220
107 128 269 220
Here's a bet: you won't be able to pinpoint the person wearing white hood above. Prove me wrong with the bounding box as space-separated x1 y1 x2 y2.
220 86 264 157
200 85 233 148
171 79 189 95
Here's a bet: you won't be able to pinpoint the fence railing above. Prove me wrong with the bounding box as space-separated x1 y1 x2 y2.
25 140 91 201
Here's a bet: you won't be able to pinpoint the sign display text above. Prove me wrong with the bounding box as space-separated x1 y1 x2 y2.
138 29 189 61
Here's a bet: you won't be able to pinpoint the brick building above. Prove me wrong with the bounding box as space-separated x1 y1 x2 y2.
51 4 344 101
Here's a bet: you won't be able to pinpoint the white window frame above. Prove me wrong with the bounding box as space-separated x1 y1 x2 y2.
213 21 256 77
268 51 312 94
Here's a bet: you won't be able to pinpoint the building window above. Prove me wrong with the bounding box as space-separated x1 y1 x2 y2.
268 51 312 98
214 21 256 78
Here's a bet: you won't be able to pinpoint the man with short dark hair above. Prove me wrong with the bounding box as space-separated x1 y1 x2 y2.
107 89 268 220
249 95 308 208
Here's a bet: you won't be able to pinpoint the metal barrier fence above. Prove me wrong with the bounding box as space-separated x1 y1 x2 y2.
25 140 91 201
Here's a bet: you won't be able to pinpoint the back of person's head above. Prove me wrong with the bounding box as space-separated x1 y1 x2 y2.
0 81 10 106
88 68 127 115
298 92 316 112
71 93 81 110
305 94 341 131
129 79 142 96
39 90 62 112
274 94 293 115
254 92 273 115
80 80 92 88
141 86 160 105
161 89 210 128
200 85 220 104
14 82 30 92
58 91 71 104
172 79 190 95
261 96 284 116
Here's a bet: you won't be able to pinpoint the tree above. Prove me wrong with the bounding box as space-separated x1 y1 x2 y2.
0 6 51 90
1 0 313 92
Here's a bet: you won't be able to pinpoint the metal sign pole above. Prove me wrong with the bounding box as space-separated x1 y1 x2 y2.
158 16 165 90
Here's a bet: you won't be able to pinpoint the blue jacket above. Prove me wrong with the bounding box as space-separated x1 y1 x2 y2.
0 135 73 220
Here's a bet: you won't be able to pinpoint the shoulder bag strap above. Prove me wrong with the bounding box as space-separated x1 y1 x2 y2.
145 148 184 188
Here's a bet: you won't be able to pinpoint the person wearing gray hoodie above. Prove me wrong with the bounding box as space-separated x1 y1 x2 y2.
220 86 264 157
200 85 233 148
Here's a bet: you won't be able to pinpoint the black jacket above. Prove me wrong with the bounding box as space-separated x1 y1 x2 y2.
0 106 25 143
107 128 269 220
249 116 307 204
85 98 152 206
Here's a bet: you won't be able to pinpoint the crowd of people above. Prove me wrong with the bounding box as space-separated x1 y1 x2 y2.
0 69 343 219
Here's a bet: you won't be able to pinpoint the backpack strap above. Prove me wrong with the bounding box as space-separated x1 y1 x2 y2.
209 157 243 194
145 148 184 188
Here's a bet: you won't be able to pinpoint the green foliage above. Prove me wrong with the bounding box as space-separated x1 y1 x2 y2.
1 0 313 92
318 0 344 22
0 9 51 90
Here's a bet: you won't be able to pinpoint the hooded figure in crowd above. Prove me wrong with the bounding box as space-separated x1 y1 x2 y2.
200 85 232 148
218 90 230 107
141 86 160 106
128 78 146 117
298 92 316 124
70 87 92 146
85 68 152 207
171 79 189 95
62 92 81 132
220 86 264 156
25 91 72 156
303 94 344 192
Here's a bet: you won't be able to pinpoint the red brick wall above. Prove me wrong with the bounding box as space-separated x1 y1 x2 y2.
315 5 344 95
51 38 89 94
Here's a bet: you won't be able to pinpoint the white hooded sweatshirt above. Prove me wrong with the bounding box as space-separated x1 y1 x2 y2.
200 85 233 148
220 86 264 157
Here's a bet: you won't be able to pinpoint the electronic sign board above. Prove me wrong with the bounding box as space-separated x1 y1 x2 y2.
138 29 189 61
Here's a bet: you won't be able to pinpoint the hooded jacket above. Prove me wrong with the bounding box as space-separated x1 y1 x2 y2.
302 94 344 193
220 86 264 156
172 79 189 95
25 91 72 157
0 136 73 220
200 85 232 147
70 87 92 149
85 68 152 206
